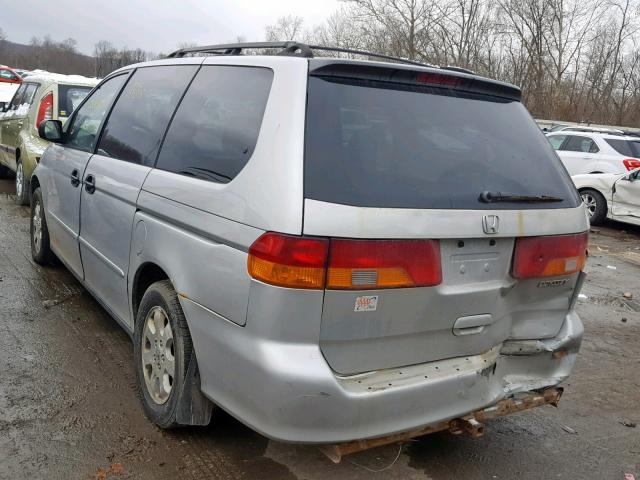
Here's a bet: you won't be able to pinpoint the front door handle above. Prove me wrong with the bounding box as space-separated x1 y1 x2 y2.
70 169 80 187
84 174 96 194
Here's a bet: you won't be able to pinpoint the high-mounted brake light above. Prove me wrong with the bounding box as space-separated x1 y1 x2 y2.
623 159 640 171
327 239 441 289
36 92 54 128
416 72 461 87
247 234 442 290
512 232 588 279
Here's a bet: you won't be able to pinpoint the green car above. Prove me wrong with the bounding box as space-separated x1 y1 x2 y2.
0 73 99 204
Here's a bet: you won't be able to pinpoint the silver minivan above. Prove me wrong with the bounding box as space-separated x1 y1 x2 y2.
31 42 589 450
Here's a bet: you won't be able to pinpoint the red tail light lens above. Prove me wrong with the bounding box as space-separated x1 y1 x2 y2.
327 239 441 289
247 234 442 290
36 92 54 128
623 159 640 171
248 233 328 289
512 232 588 279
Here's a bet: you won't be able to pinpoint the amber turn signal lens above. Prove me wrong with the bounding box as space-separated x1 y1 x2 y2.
247 233 328 289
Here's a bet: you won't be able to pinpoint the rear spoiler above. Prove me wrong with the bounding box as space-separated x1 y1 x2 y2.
308 60 522 102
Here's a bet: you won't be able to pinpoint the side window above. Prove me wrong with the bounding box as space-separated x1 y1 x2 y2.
21 84 39 106
156 66 273 183
0 69 19 81
66 74 128 153
547 135 566 150
8 84 27 110
564 135 599 153
96 65 198 165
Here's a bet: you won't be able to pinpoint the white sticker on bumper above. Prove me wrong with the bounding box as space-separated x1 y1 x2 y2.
354 295 378 312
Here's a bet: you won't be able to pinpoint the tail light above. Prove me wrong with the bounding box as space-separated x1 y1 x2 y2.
512 232 588 279
248 233 328 289
36 92 54 128
327 239 441 289
248 233 442 290
623 159 640 171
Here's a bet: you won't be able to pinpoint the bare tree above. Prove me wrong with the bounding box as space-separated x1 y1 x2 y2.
265 15 305 41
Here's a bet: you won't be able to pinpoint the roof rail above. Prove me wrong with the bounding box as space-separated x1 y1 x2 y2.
167 41 429 68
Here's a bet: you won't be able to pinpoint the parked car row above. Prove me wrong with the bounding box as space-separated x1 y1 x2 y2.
0 72 98 204
22 42 589 450
0 65 23 110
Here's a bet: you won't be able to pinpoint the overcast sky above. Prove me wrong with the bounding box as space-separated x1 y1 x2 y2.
2 0 341 55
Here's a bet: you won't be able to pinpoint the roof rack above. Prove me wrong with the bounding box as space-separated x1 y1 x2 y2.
167 41 430 68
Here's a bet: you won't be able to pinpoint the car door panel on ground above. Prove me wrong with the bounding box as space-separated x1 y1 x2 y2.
44 73 128 278
78 65 198 326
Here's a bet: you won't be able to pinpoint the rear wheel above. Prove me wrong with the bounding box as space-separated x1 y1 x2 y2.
134 280 193 429
580 188 607 225
15 161 29 205
31 187 56 264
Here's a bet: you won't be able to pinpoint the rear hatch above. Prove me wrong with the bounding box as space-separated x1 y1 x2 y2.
303 62 586 375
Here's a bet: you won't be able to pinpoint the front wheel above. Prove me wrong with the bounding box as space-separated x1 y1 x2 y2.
31 187 56 264
15 161 29 205
580 188 607 226
134 280 194 429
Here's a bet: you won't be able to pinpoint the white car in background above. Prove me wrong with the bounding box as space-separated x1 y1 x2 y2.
548 131 640 175
573 168 640 226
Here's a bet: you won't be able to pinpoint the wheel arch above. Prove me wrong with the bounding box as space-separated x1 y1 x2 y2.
131 262 171 321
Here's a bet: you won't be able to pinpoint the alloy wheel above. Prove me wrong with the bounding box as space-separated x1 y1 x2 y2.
32 200 42 253
141 306 175 405
581 193 597 217
16 163 23 199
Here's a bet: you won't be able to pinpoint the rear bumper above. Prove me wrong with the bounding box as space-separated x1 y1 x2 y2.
184 297 582 444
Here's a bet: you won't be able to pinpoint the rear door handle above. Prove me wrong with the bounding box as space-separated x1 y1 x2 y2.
84 174 96 194
70 169 80 187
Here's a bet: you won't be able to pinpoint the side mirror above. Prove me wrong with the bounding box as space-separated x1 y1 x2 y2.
0 102 7 112
38 120 63 143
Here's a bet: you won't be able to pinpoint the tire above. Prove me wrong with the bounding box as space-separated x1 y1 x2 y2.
134 279 194 429
15 160 29 206
31 187 56 264
580 188 607 226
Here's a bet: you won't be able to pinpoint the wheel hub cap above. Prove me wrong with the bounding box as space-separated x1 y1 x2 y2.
32 201 42 251
141 306 175 405
16 163 23 198
581 193 597 216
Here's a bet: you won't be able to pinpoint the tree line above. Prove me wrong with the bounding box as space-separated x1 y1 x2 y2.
2 0 640 127
266 0 640 127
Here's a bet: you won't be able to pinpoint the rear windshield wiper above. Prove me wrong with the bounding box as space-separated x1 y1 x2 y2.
178 167 232 184
479 191 564 203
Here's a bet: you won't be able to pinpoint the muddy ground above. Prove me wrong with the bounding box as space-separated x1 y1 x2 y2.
0 177 638 480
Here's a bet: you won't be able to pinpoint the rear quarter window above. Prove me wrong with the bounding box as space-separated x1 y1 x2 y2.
605 138 640 157
155 66 273 183
58 84 94 118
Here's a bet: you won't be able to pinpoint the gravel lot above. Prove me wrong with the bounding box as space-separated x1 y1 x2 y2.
0 178 638 480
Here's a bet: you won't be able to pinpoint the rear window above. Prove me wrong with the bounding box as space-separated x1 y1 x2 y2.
605 138 640 157
58 84 93 117
305 76 580 210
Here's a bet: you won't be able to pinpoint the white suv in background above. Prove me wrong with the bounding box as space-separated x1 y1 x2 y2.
547 131 640 175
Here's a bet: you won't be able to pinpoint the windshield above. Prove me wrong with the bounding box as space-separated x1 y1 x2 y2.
304 76 580 210
58 84 93 117
605 138 640 157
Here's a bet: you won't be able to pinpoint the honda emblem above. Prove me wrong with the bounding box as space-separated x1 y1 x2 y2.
482 215 500 234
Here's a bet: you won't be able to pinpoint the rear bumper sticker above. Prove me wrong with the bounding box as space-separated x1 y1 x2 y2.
355 295 378 312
